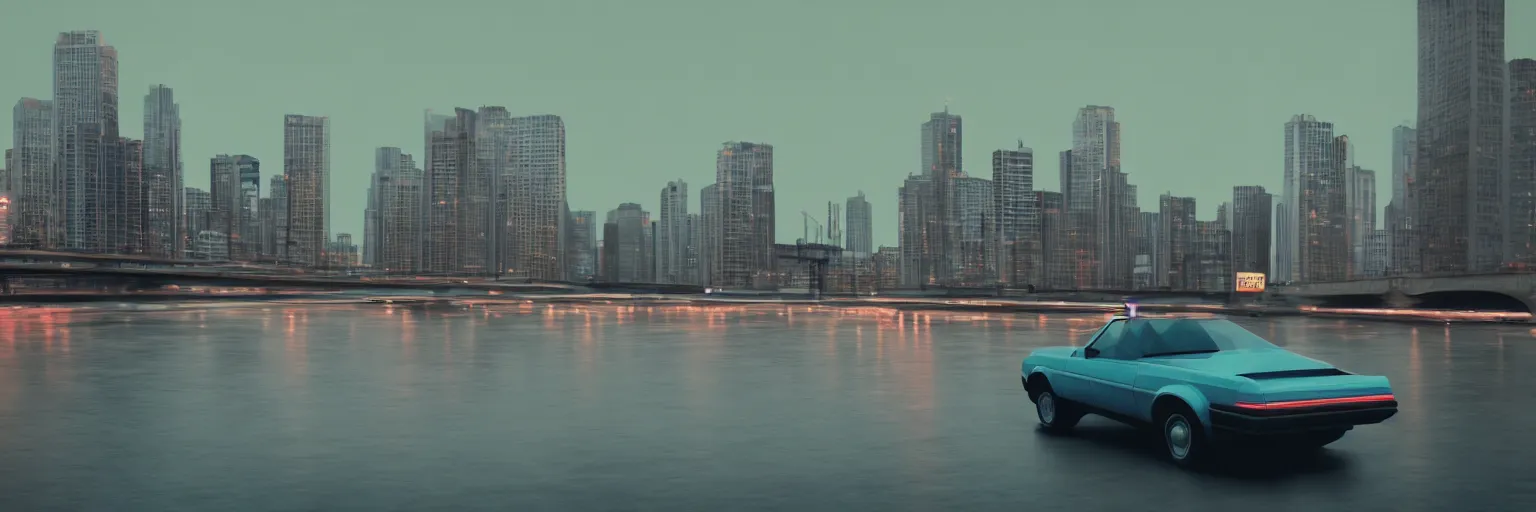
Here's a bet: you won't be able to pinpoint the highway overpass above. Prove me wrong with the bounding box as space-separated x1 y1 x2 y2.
1277 273 1536 312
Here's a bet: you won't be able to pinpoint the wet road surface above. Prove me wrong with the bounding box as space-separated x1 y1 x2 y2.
0 303 1531 510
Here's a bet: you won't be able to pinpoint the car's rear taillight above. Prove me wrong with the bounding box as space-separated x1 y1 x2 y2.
1233 394 1396 411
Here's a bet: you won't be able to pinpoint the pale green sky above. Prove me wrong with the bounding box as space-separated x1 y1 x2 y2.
3 0 1533 247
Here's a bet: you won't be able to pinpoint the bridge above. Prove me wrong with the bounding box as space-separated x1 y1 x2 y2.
1276 273 1536 312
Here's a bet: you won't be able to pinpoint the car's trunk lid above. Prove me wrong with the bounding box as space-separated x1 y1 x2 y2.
1242 371 1393 403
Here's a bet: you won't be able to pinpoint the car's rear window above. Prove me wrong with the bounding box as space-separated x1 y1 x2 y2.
1125 318 1278 356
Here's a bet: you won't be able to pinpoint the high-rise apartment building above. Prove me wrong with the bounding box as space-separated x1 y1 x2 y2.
658 180 689 283
423 109 475 274
567 210 598 281
184 187 211 255
234 156 259 260
143 85 181 259
54 30 119 253
1297 135 1351 283
282 114 329 267
1416 0 1506 274
715 142 774 288
699 184 720 286
1194 220 1232 293
265 175 287 260
1134 211 1162 289
1231 186 1273 278
954 176 993 284
992 143 1036 285
1387 125 1419 275
470 108 508 274
1159 194 1197 291
1346 166 1377 277
605 203 649 283
898 175 933 287
920 110 962 284
1364 230 1391 278
209 155 239 254
11 99 54 247
1034 191 1069 290
845 191 872 259
1508 59 1536 267
1068 105 1122 289
370 148 423 274
505 114 567 280
1279 114 1334 283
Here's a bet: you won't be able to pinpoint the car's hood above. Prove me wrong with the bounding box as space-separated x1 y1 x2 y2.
1140 348 1332 376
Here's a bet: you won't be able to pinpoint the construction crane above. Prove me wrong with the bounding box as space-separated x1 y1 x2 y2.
801 211 824 245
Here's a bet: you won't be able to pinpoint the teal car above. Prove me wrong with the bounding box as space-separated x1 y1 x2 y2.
1021 313 1398 466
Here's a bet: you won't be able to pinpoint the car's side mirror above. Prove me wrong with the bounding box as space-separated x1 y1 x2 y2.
1083 347 1100 359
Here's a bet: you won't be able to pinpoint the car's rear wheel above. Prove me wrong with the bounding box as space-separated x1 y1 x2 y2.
1034 386 1082 432
1158 403 1208 467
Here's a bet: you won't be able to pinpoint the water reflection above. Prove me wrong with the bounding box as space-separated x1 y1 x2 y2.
0 304 1531 510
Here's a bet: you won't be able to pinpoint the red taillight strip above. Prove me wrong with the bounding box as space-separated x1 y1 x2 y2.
1233 394 1396 410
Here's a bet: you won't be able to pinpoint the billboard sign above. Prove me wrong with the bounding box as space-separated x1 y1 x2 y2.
1235 272 1267 293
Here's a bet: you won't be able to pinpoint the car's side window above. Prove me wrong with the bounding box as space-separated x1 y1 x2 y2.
1108 321 1149 360
1087 320 1126 359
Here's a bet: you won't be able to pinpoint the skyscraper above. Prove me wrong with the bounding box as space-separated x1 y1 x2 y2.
423 108 475 274
715 142 774 288
11 98 54 247
605 203 649 283
954 176 993 284
1231 186 1273 278
1159 194 1197 291
898 175 933 287
1279 114 1334 283
53 30 119 253
209 155 238 255
184 187 210 253
1387 124 1419 275
658 180 689 284
371 148 423 274
235 156 260 260
506 114 567 280
266 175 287 260
143 85 181 259
1298 135 1351 283
1034 191 1069 290
1068 105 1121 289
1507 59 1536 267
1195 220 1232 293
920 110 962 284
567 210 598 281
1346 166 1377 277
1416 0 1506 274
699 184 720 286
282 114 329 267
992 143 1036 285
845 191 872 258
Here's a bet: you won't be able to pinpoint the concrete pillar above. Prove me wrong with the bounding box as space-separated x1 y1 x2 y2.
1384 289 1417 309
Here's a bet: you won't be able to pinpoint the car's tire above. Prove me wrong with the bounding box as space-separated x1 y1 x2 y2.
1034 386 1082 432
1157 402 1208 467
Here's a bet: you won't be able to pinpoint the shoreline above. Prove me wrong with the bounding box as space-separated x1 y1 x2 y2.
0 291 1528 325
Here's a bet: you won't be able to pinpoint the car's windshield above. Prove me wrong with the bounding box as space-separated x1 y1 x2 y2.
1126 318 1277 357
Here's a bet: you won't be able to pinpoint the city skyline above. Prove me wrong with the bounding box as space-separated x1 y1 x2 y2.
7 1 1534 248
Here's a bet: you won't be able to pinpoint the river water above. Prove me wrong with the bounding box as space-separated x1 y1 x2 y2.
0 302 1531 511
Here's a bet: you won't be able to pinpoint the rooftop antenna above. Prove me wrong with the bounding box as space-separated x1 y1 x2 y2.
944 97 952 114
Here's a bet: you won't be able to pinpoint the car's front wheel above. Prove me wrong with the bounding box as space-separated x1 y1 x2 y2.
1034 389 1082 432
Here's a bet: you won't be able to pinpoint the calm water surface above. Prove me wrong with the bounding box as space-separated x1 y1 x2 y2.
0 303 1532 511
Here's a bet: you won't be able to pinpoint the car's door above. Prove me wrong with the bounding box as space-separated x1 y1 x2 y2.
1075 319 1149 417
1044 319 1118 402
